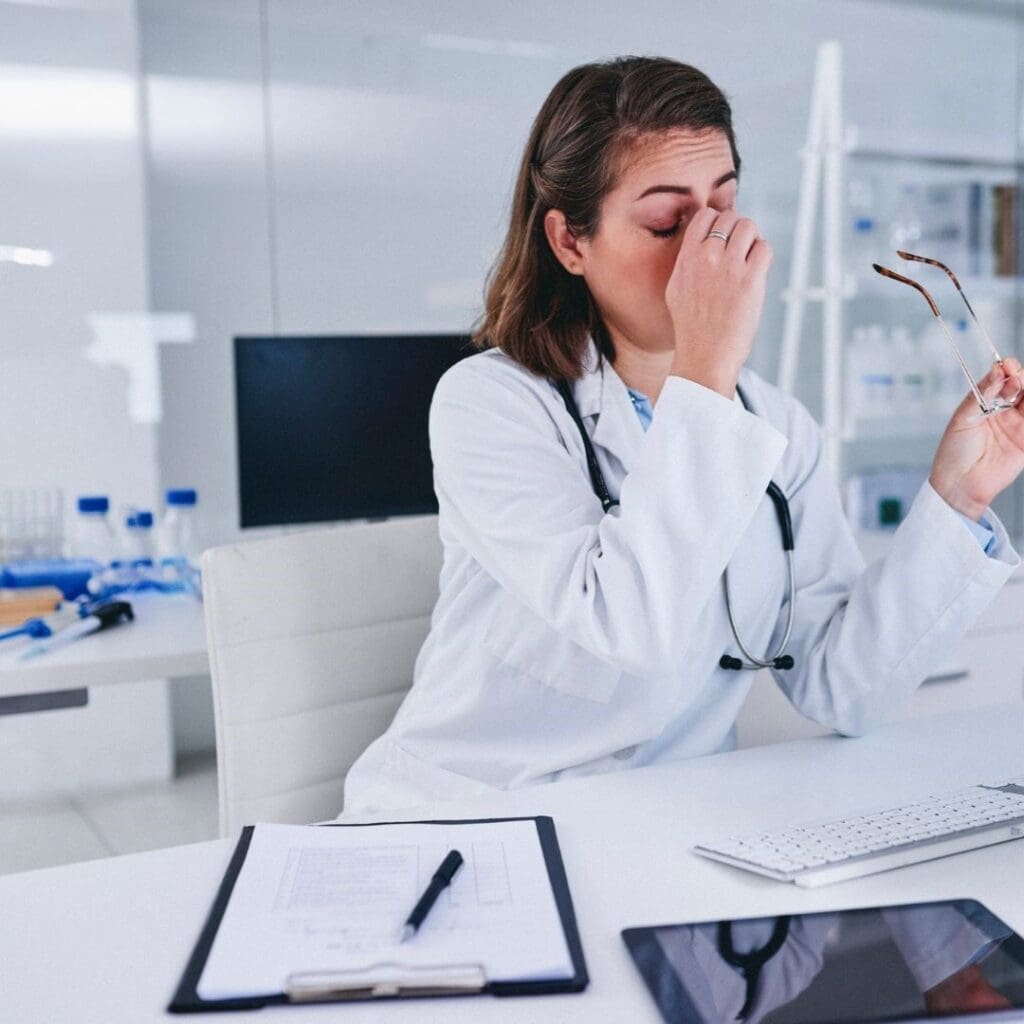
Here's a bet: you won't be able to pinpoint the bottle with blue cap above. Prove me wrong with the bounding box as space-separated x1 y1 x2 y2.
70 495 116 566
157 488 201 595
123 509 155 568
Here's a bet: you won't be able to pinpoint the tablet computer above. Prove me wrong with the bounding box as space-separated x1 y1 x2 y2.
623 898 1024 1023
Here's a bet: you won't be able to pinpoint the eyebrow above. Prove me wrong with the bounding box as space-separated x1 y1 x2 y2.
635 169 738 201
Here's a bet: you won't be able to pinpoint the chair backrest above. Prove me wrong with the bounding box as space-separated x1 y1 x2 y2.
201 514 442 836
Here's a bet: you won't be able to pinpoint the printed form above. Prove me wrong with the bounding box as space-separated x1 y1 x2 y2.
198 819 574 1000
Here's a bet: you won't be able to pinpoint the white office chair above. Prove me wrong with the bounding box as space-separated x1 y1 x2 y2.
201 514 443 837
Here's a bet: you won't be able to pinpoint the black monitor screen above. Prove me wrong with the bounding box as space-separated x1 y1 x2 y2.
234 334 473 527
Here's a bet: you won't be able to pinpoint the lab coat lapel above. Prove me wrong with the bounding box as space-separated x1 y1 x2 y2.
591 355 645 472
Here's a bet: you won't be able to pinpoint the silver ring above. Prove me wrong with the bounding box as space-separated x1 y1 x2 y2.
707 229 730 242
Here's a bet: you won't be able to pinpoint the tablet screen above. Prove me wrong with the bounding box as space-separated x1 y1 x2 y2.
623 899 1024 1023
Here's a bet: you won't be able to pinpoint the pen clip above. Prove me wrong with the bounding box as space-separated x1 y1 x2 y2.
285 961 487 1002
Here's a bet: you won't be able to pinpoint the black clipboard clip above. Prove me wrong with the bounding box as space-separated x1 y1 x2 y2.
285 961 487 1002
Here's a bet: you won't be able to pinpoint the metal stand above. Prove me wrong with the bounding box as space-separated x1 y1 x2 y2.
778 40 846 479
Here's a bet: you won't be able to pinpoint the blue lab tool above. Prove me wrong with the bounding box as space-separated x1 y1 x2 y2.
0 603 84 643
1 559 100 600
18 600 134 661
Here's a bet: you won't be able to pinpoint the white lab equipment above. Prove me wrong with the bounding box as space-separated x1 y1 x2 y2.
847 173 880 271
891 326 926 422
121 509 155 566
69 495 116 565
920 317 967 413
845 467 930 532
843 323 894 434
0 487 64 562
889 183 923 255
157 488 201 592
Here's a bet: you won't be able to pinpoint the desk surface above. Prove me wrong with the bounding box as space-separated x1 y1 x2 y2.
0 591 208 697
2 703 1022 1023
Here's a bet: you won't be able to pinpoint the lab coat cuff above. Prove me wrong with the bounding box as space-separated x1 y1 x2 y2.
911 482 1019 586
954 509 996 555
658 375 789 459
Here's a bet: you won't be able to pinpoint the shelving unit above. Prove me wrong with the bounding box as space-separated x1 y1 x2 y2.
778 40 1023 485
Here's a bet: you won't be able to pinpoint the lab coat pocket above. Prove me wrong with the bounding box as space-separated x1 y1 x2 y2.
480 595 622 704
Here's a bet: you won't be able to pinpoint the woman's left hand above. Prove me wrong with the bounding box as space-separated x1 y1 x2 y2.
930 357 1024 521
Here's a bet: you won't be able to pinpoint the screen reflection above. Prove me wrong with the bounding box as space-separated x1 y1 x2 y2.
624 899 1024 1023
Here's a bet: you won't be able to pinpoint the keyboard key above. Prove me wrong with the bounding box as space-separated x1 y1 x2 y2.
695 778 1024 886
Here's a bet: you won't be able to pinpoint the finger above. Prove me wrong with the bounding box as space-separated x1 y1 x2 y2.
746 237 773 274
995 358 1024 403
978 359 1012 396
725 217 759 260
681 206 720 250
998 357 1022 384
703 208 740 247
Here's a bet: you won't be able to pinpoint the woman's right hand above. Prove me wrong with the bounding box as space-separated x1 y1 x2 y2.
665 206 773 398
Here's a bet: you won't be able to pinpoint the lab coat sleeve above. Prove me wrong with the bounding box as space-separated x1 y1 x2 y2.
767 397 1020 736
430 357 788 677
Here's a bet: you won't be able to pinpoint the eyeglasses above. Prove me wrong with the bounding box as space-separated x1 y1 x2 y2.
872 251 1024 418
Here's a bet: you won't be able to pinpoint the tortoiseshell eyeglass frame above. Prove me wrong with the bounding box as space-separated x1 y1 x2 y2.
872 251 1024 417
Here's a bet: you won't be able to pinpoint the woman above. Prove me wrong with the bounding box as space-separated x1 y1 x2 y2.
343 56 1023 815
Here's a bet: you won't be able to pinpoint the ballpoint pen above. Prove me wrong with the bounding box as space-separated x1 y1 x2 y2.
400 849 464 942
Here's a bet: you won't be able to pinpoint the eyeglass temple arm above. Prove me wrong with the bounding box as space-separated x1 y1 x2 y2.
897 250 1003 361
871 263 939 315
872 263 989 411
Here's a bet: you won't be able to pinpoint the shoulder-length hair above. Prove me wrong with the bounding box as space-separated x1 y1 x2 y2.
472 56 741 381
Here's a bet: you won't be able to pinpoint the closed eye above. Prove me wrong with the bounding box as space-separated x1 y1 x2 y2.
650 224 680 239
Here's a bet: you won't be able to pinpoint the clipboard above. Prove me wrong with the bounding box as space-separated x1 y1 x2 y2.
168 815 588 1012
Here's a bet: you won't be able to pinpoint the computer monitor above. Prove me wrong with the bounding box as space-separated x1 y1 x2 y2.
234 333 474 527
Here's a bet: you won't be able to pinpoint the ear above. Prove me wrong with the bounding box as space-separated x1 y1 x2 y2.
543 209 587 276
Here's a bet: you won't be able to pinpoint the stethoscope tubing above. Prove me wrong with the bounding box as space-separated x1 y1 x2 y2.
722 549 795 669
554 374 796 672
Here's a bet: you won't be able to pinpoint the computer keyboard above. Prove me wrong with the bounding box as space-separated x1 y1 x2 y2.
694 778 1024 888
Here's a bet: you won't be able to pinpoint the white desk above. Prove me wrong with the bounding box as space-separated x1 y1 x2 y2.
2 703 1023 1022
0 591 208 699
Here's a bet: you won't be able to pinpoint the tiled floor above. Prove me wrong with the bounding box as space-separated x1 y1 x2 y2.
0 752 218 876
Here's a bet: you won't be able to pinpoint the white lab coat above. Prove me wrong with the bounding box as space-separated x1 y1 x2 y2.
342 340 1020 815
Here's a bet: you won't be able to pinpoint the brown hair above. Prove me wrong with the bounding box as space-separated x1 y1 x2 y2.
472 56 741 381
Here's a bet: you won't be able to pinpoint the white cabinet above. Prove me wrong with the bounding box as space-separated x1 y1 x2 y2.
736 569 1024 749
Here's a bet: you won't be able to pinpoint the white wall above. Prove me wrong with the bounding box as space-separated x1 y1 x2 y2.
141 0 1021 551
0 0 158 506
0 0 171 797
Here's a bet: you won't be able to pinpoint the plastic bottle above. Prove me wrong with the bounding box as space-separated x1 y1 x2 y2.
69 495 116 566
920 318 970 414
891 326 926 430
862 324 895 424
122 510 155 567
847 174 881 273
844 324 895 435
844 325 869 435
889 184 923 259
850 216 879 275
157 489 201 595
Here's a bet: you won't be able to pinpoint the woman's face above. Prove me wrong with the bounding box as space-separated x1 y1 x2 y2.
552 128 738 354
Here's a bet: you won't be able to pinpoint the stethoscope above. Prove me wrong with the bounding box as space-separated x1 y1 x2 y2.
554 377 796 673
716 916 792 1020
